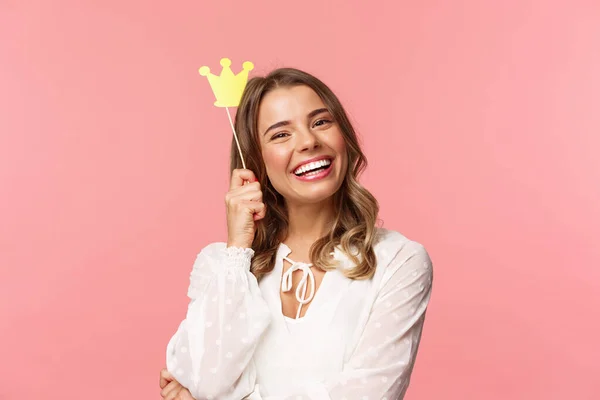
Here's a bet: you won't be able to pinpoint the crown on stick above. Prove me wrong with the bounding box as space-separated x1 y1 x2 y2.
198 58 254 107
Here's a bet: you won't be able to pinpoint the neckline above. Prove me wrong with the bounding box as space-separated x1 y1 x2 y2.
276 243 331 322
283 315 305 324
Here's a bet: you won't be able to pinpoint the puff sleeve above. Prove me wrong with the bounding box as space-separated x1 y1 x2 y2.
166 243 271 400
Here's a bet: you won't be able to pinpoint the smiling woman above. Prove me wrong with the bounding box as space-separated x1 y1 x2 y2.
160 67 434 400
257 87 348 207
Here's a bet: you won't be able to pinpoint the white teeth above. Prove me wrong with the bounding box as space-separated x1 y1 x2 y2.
294 159 331 175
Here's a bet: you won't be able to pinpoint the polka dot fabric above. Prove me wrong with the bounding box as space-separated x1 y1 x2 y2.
166 228 433 399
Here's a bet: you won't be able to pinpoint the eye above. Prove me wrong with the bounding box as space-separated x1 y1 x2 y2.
271 132 289 140
314 118 332 127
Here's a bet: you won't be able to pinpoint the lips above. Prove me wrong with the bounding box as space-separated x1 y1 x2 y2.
293 160 334 181
291 156 334 174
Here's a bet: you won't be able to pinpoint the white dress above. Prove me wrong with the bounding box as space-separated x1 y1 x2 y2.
166 227 434 400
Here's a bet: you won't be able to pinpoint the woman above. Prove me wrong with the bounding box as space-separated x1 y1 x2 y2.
159 67 434 400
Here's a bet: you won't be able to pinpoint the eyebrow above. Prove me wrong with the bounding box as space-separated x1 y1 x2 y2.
262 108 330 136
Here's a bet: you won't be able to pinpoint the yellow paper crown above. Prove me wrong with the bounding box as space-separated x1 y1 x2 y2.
198 58 254 107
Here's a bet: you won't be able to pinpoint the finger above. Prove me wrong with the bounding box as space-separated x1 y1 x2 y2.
253 202 267 221
159 368 174 389
177 388 196 400
165 386 183 400
160 380 181 398
227 183 263 203
230 169 257 190
239 200 265 217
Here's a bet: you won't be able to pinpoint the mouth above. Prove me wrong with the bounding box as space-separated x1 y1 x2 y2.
292 157 333 180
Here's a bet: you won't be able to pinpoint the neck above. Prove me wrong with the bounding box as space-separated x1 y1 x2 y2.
284 198 336 247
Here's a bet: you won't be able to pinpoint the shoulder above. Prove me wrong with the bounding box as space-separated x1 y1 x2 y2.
372 227 433 282
372 227 430 257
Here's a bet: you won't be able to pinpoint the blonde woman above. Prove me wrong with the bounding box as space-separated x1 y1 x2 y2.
159 68 434 400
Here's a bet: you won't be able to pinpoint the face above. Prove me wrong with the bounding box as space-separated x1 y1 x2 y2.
257 85 348 206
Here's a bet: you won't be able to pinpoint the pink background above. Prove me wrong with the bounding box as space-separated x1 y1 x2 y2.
1 1 599 399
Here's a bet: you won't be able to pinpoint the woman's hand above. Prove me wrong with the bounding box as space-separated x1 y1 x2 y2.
159 368 195 400
225 169 266 249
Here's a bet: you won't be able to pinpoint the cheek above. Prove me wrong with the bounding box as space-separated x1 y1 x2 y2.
333 136 347 154
262 148 290 177
329 132 348 160
329 132 349 176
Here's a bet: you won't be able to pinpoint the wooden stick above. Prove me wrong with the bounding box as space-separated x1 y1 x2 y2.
226 107 246 169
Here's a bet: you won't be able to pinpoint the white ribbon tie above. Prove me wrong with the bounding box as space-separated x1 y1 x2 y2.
281 256 315 319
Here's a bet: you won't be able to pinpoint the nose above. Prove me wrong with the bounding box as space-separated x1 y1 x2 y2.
296 128 320 152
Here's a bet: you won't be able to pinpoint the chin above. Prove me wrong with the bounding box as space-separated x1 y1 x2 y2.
292 181 343 205
299 193 335 205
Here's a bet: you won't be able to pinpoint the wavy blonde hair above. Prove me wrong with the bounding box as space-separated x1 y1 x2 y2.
230 67 380 281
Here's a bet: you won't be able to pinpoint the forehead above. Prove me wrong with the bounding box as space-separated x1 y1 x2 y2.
257 85 326 126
